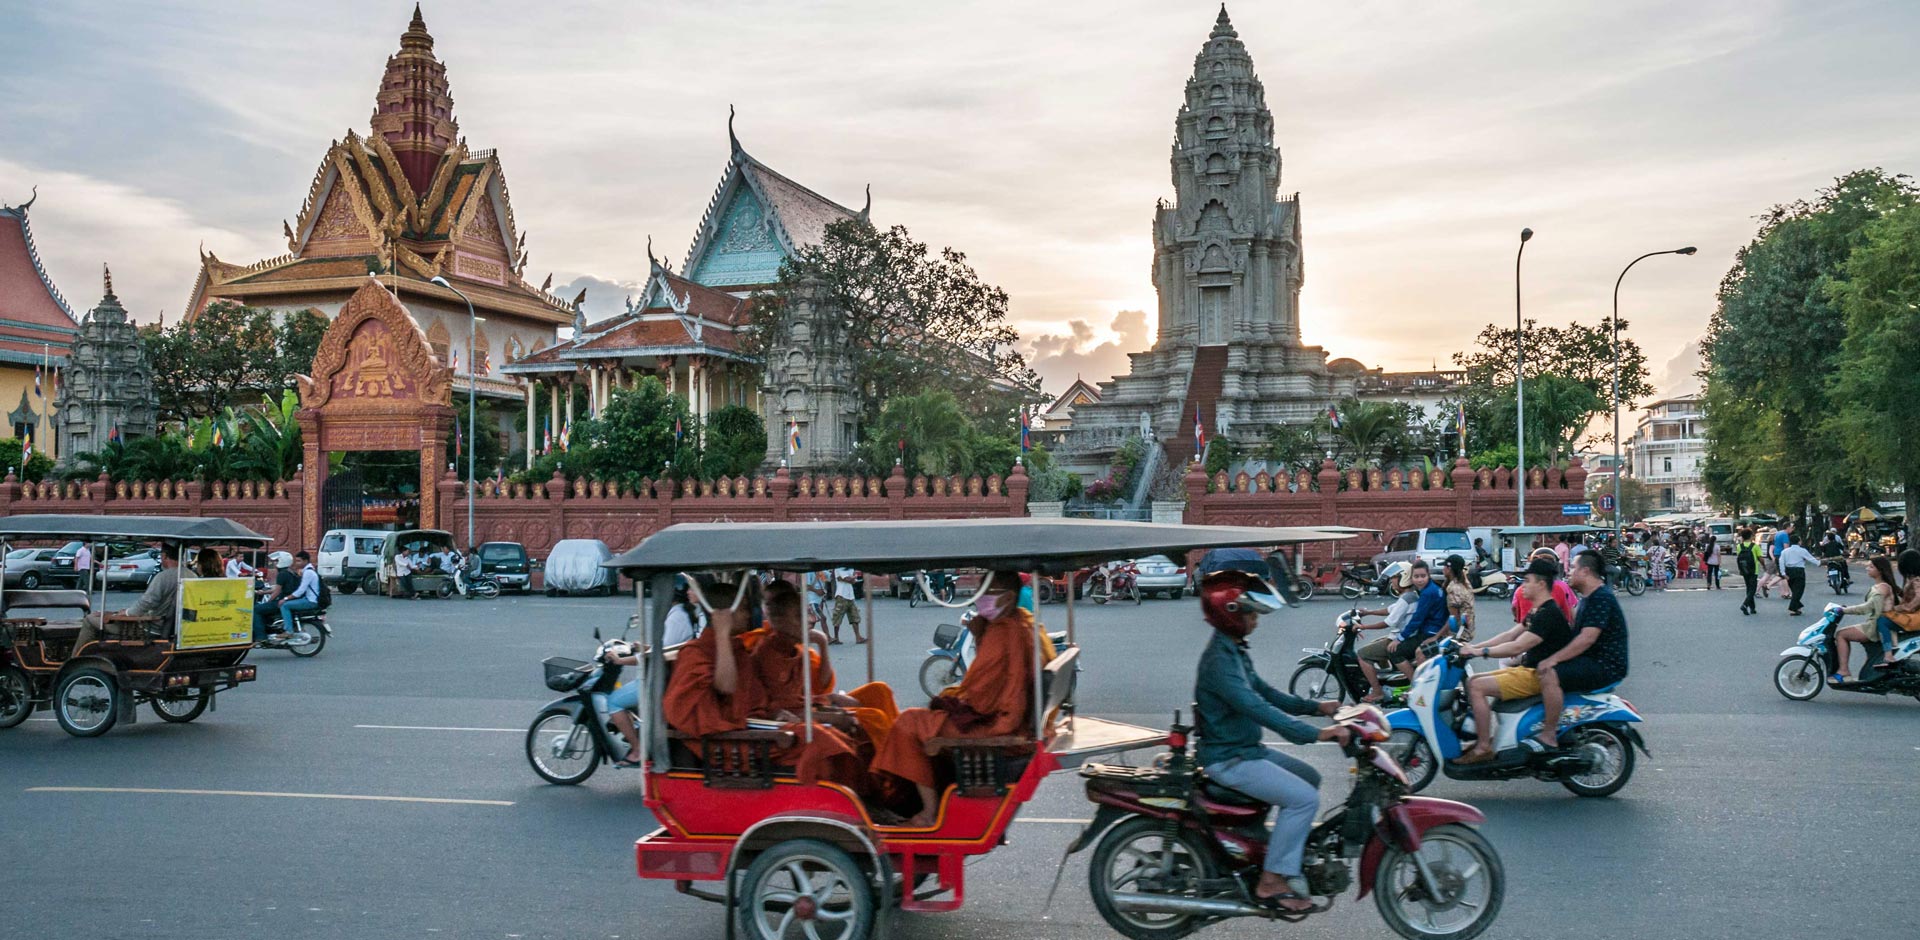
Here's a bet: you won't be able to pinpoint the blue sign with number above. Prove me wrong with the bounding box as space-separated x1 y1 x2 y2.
1562 503 1593 517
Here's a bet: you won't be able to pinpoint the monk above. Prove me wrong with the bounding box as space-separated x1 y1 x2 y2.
873 570 1041 827
661 583 862 787
746 580 899 748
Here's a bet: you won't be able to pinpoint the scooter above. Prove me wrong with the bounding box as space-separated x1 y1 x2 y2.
918 618 1072 700
1338 563 1384 599
524 629 638 785
1089 562 1143 606
1467 564 1513 599
1825 558 1851 595
254 609 330 658
1288 608 1411 707
1773 603 1920 702
1383 638 1648 798
1070 706 1505 940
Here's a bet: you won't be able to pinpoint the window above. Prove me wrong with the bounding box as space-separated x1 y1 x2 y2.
1663 457 1673 473
1389 532 1416 553
1426 531 1471 552
321 533 345 552
480 543 526 563
354 537 384 555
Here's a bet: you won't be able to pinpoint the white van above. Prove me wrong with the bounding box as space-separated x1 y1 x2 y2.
319 528 390 594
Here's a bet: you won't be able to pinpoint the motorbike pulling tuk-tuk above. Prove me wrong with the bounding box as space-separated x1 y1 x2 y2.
606 517 1384 940
0 514 272 737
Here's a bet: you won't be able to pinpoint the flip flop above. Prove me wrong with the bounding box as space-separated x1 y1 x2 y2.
1453 749 1495 765
1519 737 1555 754
613 756 644 768
1252 889 1314 913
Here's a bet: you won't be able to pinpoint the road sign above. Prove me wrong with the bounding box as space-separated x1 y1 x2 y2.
1562 503 1593 517
1598 494 1616 513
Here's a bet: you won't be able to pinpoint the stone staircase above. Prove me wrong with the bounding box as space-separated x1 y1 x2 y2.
1162 345 1228 468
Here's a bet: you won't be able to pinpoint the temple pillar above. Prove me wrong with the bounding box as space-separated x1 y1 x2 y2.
548 379 560 448
524 380 536 469
565 375 575 429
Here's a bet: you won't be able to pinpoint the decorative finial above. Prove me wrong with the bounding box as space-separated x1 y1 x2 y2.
646 235 661 274
411 2 425 29
17 185 36 212
858 184 871 222
102 263 115 298
571 288 587 308
1211 4 1237 39
727 105 741 155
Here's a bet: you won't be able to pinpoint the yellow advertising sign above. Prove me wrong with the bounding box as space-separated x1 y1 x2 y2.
177 577 256 650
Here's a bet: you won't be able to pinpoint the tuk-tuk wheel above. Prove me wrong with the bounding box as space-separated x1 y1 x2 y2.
736 839 874 940
151 688 210 723
0 665 34 729
54 667 119 737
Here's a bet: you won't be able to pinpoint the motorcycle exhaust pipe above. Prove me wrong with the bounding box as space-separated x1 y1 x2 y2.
1111 894 1264 917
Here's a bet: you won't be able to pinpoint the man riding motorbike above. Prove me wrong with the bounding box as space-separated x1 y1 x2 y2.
1532 552 1630 749
1193 570 1349 912
1360 560 1449 702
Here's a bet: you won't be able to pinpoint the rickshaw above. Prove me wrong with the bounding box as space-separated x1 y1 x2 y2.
0 515 270 737
375 528 457 598
607 517 1365 940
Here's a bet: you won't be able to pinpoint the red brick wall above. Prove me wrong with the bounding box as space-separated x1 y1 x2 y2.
0 474 303 549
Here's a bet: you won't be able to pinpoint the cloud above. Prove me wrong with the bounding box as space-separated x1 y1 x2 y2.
1023 309 1151 396
1656 337 1705 399
554 273 645 325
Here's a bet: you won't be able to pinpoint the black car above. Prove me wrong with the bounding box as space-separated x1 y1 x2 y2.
477 541 531 594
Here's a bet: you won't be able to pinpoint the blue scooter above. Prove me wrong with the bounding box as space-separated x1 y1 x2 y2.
1382 638 1649 798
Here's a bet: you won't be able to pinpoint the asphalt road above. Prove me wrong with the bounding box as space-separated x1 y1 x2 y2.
2 579 1911 940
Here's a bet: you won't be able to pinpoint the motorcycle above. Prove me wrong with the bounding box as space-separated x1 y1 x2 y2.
1070 706 1504 940
456 567 502 599
906 570 956 608
1287 608 1411 707
524 629 637 785
1338 563 1384 600
254 609 330 658
1466 564 1512 599
1773 603 1920 702
919 618 1072 700
1090 562 1143 606
1825 558 1851 595
1383 638 1648 798
1608 559 1649 597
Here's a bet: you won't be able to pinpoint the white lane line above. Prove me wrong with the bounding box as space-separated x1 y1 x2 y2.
1020 817 1094 825
354 724 519 732
27 786 513 807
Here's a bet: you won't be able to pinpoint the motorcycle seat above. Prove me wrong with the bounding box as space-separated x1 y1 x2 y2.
1196 775 1268 810
1492 695 1542 714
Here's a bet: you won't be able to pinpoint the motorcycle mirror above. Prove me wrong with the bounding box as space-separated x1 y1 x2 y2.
593 627 602 640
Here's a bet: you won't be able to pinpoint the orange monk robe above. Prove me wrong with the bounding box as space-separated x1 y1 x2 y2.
872 607 1041 790
740 628 898 748
663 627 861 787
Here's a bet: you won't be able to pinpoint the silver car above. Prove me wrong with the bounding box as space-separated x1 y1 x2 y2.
103 548 162 591
1133 555 1189 599
4 548 59 589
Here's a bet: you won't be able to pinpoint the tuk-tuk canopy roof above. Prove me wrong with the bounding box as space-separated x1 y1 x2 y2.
608 518 1355 577
1493 524 1608 538
0 514 273 546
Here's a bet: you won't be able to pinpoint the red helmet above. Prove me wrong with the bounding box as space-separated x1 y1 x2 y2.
1199 570 1284 636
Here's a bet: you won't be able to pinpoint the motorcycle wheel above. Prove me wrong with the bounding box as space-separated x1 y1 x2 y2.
525 709 601 785
919 656 961 700
1773 654 1824 701
736 838 874 940
286 625 326 658
1130 582 1142 605
1342 580 1364 600
1558 724 1635 798
1293 579 1316 602
1385 728 1438 794
438 582 455 599
150 688 209 723
1288 661 1342 704
0 665 35 728
1487 581 1511 599
1372 823 1503 940
908 590 920 608
1087 815 1217 940
1625 572 1647 597
476 580 501 599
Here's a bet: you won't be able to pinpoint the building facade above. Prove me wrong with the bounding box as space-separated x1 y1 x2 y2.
1627 395 1709 512
56 269 158 459
0 193 81 459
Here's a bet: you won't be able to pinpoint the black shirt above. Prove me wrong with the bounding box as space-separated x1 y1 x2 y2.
1571 584 1630 680
1522 598 1573 668
274 568 298 599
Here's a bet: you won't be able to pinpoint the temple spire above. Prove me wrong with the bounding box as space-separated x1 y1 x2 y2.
1211 4 1237 39
727 104 743 156
101 263 115 300
371 4 459 194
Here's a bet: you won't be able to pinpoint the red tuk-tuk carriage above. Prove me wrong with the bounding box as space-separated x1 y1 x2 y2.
607 517 1360 939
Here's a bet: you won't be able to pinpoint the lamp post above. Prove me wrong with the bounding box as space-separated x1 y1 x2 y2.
429 276 482 565
1611 246 1697 540
1515 227 1533 526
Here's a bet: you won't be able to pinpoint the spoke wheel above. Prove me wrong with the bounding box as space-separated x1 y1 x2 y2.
286 624 326 658
1288 661 1342 705
736 839 873 940
1373 823 1503 940
151 688 209 723
1625 573 1647 597
0 665 34 729
1558 724 1635 798
1087 815 1216 940
1342 580 1364 599
1773 654 1824 701
54 667 119 738
525 710 600 785
1385 728 1438 794
918 656 961 701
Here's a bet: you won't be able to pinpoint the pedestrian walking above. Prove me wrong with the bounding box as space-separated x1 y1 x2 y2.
1779 532 1818 616
73 541 93 594
829 566 865 644
1704 537 1723 589
1734 528 1761 614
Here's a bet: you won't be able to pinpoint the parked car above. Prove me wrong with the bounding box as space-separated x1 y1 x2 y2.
1132 555 1188 598
4 548 60 589
319 528 391 594
102 548 162 591
1371 527 1475 572
542 539 618 596
476 541 532 594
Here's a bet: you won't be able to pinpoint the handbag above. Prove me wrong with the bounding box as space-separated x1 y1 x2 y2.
1886 609 1920 634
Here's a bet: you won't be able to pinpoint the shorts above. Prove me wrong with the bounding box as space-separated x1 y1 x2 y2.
1481 666 1541 700
1550 657 1620 694
1360 635 1422 664
605 682 639 712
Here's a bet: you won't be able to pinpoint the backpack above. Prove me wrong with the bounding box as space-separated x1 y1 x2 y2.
1735 542 1760 576
316 575 333 611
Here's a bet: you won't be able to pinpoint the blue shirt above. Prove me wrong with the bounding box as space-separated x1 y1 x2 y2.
1400 581 1449 641
1772 531 1791 557
1193 630 1321 765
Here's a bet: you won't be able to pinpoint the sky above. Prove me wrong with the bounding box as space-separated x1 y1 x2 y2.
4 0 1917 404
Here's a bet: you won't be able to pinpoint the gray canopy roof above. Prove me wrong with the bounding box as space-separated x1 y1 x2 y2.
0 515 274 546
1492 525 1607 537
607 518 1354 576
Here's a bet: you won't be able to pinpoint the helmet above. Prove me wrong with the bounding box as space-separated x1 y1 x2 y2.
268 551 293 569
1379 560 1411 591
1199 570 1284 636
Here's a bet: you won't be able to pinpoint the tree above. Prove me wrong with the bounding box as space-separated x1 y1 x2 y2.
2 439 55 482
1454 318 1651 449
1262 423 1322 470
700 405 766 479
142 302 327 423
1320 398 1424 464
446 398 508 482
1824 201 1920 541
862 390 975 477
1701 169 1915 515
746 219 1039 428
567 377 697 485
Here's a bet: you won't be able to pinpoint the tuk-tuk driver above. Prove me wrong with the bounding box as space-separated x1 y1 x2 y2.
76 544 182 652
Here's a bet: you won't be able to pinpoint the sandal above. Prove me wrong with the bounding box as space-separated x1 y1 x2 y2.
1253 888 1314 913
1519 737 1556 754
1830 674 1851 685
1453 748 1495 765
614 755 644 768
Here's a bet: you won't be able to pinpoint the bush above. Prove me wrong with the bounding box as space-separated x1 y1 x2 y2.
1084 476 1123 503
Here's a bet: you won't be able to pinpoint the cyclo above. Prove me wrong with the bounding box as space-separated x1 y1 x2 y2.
611 518 1496 939
0 515 270 737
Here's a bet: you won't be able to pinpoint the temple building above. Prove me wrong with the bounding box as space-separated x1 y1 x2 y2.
0 192 81 459
504 115 867 469
56 268 157 458
1064 7 1453 473
184 5 575 450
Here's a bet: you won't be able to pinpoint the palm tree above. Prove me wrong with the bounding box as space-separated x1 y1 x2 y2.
1323 398 1404 464
876 391 973 477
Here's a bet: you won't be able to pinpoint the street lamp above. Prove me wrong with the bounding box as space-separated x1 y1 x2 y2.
1611 246 1696 540
1515 227 1533 526
429 276 483 568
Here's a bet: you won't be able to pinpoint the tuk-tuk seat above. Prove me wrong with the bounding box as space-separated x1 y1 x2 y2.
925 647 1080 797
666 728 797 789
2 588 92 618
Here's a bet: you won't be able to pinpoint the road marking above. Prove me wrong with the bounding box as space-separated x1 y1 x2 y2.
354 724 519 733
27 786 513 807
1020 817 1094 825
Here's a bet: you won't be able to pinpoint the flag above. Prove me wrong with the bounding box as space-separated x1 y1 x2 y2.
787 419 802 456
474 350 489 375
20 436 29 464
187 427 196 449
212 426 224 448
560 420 572 452
1019 409 1031 452
1455 400 1467 448
542 424 552 455
32 365 41 399
1193 404 1205 457
674 416 683 443
108 424 121 444
453 419 463 460
449 349 459 373
1327 405 1342 430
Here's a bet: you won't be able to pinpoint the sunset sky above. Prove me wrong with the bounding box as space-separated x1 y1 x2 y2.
4 1 1916 401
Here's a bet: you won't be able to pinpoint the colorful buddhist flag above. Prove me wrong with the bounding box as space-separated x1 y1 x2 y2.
1019 409 1031 452
559 420 572 452
787 419 802 456
212 425 224 448
1193 404 1205 458
108 424 121 444
1455 400 1467 448
1327 404 1342 430
20 436 29 463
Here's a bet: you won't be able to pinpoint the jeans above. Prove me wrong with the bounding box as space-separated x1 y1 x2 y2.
1741 572 1757 611
1204 748 1322 877
252 600 285 640
1786 567 1807 612
280 598 319 633
1875 615 1906 654
1706 564 1721 589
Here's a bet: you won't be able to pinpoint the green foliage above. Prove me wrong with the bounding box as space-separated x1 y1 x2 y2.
1109 435 1147 493
142 302 326 423
1318 398 1431 465
1469 443 1518 470
446 396 508 482
1824 200 1920 531
1203 437 1240 476
701 405 767 479
564 377 698 485
1027 463 1081 503
1262 423 1322 469
1454 316 1652 449
1 438 56 482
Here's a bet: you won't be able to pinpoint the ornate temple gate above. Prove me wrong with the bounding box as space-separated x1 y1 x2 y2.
294 280 453 550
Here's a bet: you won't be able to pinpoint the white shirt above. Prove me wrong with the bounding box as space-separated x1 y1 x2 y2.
395 554 414 576
289 566 321 604
833 567 857 601
1383 592 1417 632
75 545 92 572
662 605 699 647
225 557 254 578
1779 544 1819 571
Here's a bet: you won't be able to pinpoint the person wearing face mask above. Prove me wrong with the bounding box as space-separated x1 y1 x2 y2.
1193 570 1350 912
873 570 1040 828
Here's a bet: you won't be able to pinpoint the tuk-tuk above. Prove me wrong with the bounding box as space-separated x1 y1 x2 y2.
1488 524 1608 571
0 514 271 737
605 517 1362 940
376 528 457 598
